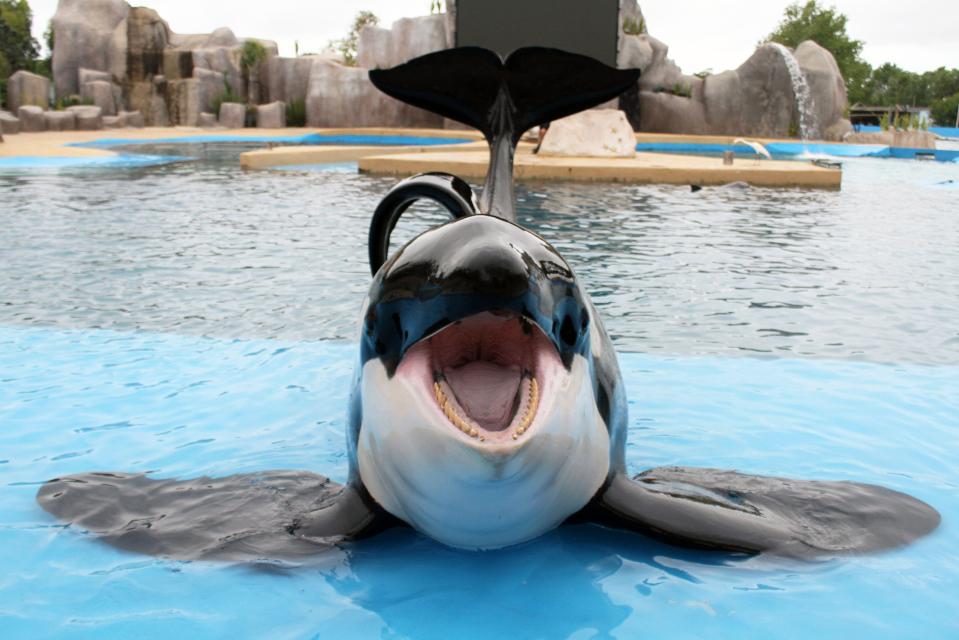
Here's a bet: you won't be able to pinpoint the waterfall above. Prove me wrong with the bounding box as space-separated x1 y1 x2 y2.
769 43 819 140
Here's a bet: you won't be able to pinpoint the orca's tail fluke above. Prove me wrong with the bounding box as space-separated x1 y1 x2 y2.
369 47 639 222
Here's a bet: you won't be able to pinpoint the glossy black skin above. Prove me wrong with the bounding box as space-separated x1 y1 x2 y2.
349 214 629 483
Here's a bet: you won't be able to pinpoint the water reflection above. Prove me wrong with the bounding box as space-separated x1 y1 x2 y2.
321 525 754 639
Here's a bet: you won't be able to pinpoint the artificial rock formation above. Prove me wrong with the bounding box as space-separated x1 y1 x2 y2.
614 0 851 140
52 0 278 127
46 0 851 137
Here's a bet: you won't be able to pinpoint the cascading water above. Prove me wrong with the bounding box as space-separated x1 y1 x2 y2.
769 42 819 140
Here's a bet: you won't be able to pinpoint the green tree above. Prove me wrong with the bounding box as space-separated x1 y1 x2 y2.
240 39 268 103
762 0 871 103
330 10 379 66
0 0 40 106
931 93 959 127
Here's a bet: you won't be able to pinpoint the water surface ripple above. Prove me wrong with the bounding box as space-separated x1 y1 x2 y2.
1 144 956 365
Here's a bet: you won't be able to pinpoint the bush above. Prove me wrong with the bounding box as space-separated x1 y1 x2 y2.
211 79 243 116
622 16 646 35
286 98 306 127
54 95 93 110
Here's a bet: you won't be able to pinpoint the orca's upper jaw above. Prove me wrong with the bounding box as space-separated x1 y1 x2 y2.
361 215 590 376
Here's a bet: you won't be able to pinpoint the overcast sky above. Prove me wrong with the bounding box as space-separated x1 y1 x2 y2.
28 0 958 74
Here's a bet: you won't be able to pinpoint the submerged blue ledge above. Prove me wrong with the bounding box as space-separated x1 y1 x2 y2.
0 153 192 170
635 141 959 162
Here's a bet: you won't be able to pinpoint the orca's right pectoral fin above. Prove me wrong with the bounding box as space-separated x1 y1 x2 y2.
594 467 940 558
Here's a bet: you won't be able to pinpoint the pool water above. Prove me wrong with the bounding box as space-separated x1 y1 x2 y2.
1 145 958 638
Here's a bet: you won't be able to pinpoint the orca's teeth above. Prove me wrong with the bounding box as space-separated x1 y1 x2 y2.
435 373 538 443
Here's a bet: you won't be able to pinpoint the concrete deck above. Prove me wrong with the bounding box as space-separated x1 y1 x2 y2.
358 146 842 189
0 127 482 159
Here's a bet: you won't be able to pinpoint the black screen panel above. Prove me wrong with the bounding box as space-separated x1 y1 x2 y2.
455 0 618 67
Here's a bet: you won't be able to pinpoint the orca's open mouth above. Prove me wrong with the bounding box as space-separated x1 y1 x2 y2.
398 311 561 443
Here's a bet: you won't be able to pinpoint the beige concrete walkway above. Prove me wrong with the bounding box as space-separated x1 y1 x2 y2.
0 127 482 159
359 147 841 189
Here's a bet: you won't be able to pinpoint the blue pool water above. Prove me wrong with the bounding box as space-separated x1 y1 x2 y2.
1 145 958 638
2 328 956 639
635 141 959 163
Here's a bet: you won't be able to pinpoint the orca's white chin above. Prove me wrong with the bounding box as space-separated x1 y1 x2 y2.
401 311 554 446
356 310 610 549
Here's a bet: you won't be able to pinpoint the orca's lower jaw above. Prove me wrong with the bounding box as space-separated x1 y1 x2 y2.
405 311 551 445
355 310 610 549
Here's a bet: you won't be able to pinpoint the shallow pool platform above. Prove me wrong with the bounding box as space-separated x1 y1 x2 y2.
358 145 842 189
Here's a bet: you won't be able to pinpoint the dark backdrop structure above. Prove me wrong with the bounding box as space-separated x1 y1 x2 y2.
455 0 619 67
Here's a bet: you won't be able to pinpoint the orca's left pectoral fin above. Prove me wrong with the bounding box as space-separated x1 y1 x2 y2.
37 471 390 562
593 467 940 558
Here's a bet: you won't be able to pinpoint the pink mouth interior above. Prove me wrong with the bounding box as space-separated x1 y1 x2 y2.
399 311 558 442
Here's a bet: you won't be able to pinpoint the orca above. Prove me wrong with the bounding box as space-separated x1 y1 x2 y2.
38 47 939 561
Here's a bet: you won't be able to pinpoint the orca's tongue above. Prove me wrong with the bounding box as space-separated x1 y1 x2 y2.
444 361 521 431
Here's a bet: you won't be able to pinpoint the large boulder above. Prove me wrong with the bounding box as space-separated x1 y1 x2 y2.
6 71 50 112
305 59 441 128
218 102 246 128
356 15 448 70
0 111 21 134
539 109 636 158
52 0 130 98
17 106 46 132
45 110 77 131
703 44 797 138
80 80 117 115
67 104 103 130
795 41 846 138
256 101 286 128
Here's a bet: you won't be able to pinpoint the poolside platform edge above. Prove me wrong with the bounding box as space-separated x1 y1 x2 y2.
358 150 842 189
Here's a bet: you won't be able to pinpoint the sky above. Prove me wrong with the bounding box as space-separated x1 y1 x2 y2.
28 0 958 74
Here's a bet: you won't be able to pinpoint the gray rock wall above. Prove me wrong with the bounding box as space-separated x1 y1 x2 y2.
305 59 441 128
52 0 129 98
